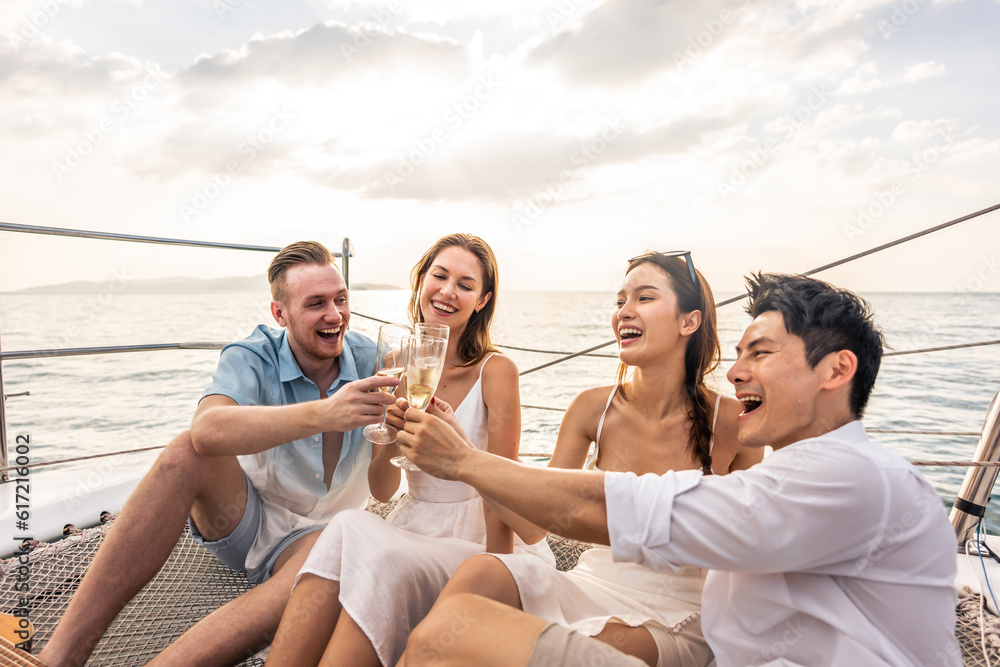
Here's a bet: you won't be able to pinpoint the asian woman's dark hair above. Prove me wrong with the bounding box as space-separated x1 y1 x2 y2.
615 252 720 472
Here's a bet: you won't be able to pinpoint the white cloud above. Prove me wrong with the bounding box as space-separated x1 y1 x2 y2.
837 60 946 95
1 0 999 294
527 0 752 85
901 60 946 83
890 118 961 142
182 22 468 90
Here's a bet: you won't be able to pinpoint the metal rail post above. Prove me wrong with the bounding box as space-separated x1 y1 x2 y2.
950 388 1000 550
341 238 354 288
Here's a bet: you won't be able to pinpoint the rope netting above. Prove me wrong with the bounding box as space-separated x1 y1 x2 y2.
0 520 264 666
957 593 1000 666
0 498 592 664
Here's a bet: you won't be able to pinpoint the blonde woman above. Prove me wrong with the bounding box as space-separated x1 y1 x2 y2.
266 234 552 667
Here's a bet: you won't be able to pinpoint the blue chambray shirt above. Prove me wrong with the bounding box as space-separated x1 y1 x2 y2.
202 324 377 517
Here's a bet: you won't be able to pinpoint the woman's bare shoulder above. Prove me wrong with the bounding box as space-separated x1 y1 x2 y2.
485 350 516 370
480 352 517 384
568 385 619 412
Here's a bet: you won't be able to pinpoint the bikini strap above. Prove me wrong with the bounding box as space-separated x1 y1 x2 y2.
478 352 497 382
595 385 618 448
584 385 619 470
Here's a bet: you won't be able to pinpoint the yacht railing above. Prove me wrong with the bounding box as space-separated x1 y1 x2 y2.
2 205 1000 496
0 222 353 482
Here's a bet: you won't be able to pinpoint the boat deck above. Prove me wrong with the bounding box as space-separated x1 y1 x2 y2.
0 499 593 665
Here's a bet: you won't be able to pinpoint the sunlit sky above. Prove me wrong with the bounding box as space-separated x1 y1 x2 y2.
1 0 999 295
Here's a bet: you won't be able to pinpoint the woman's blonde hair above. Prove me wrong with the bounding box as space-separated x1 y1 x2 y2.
408 233 499 367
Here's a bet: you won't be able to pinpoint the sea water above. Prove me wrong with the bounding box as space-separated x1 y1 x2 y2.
2 290 999 525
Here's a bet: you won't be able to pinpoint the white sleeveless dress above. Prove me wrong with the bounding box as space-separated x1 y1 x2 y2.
295 354 555 666
490 387 721 667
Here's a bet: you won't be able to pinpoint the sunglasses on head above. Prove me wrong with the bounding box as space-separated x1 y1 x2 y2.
629 250 699 290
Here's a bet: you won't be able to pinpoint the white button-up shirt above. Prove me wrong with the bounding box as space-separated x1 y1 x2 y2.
606 421 960 666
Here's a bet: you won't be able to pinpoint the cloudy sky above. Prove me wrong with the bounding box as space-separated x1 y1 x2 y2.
1 0 998 294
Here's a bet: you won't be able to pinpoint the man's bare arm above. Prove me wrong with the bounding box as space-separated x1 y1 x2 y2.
191 375 398 456
397 408 610 544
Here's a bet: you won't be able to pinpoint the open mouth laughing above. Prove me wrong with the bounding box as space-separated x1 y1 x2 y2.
317 325 342 341
738 394 763 415
619 327 643 344
430 300 457 315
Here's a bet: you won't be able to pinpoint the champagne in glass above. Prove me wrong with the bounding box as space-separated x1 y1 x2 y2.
404 352 443 409
415 322 449 342
391 335 448 470
405 322 446 399
376 365 405 390
363 323 412 445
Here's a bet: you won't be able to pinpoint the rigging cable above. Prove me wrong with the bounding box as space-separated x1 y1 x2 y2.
517 202 1000 375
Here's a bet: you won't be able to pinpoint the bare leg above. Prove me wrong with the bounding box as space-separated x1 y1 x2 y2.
39 432 248 667
437 557 657 666
265 572 343 667
150 530 322 666
400 594 546 667
434 555 522 609
319 609 379 667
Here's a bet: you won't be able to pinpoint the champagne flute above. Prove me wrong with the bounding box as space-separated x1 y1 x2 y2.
415 322 449 342
391 334 448 471
363 323 412 445
397 322 448 406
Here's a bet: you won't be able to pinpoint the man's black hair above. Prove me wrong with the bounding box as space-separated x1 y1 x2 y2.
745 272 885 418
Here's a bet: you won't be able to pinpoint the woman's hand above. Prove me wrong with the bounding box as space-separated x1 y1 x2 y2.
398 407 476 480
384 397 410 432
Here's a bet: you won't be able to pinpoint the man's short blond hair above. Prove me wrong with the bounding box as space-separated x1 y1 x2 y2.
267 241 336 302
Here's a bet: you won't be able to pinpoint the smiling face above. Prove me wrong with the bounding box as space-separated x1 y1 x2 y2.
727 310 834 450
271 262 350 368
614 263 700 368
418 246 491 340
